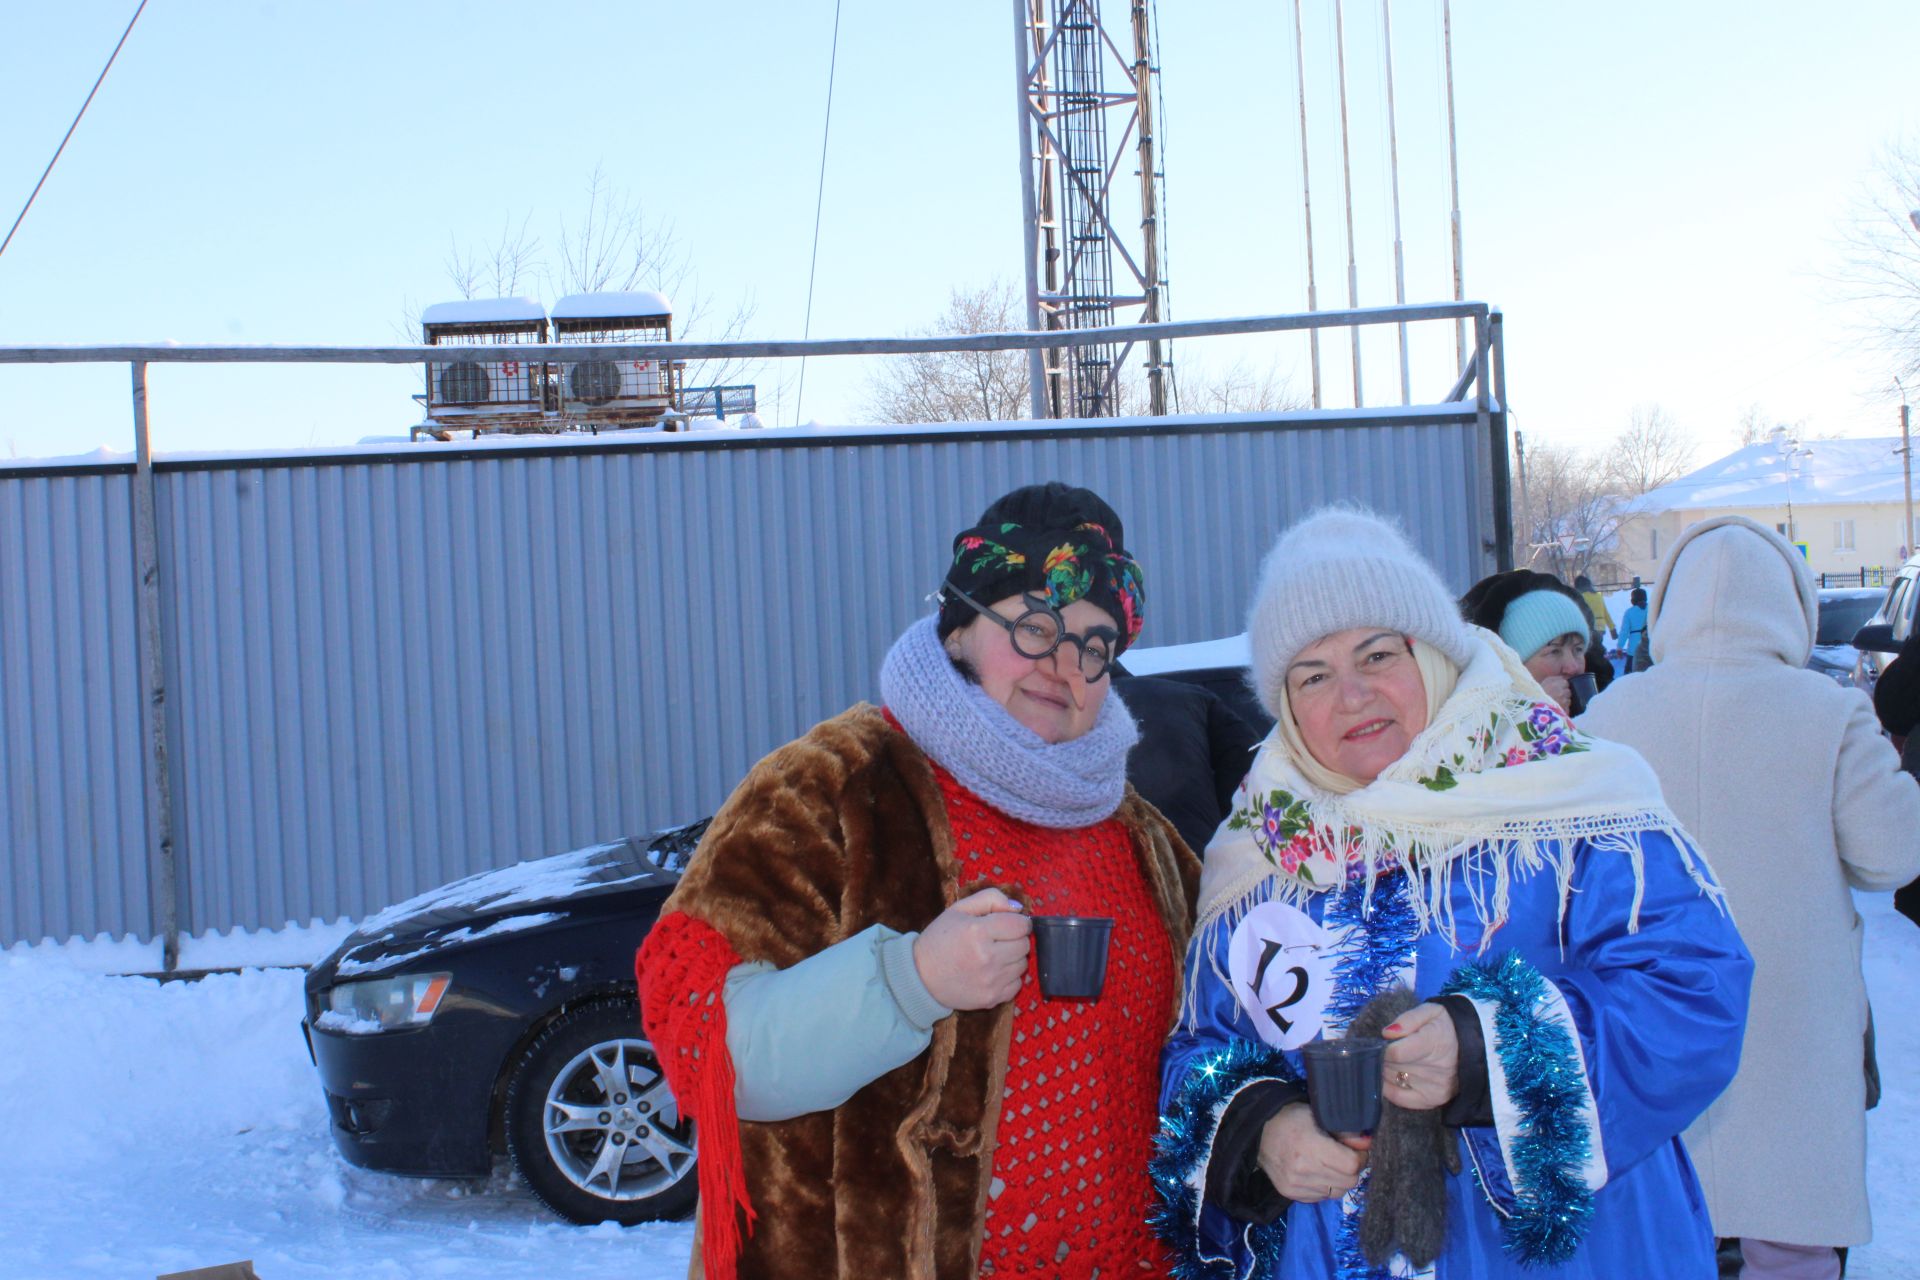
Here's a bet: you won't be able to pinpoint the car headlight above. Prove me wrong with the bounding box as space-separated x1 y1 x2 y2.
318 972 452 1034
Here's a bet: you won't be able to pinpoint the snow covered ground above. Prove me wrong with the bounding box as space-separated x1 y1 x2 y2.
0 939 695 1279
1 897 1916 1278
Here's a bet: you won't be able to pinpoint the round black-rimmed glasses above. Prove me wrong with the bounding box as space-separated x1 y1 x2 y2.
942 586 1119 682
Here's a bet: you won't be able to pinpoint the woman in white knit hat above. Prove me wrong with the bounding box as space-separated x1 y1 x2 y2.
1151 506 1753 1279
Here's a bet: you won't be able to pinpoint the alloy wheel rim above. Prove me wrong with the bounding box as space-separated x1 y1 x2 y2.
540 1036 695 1202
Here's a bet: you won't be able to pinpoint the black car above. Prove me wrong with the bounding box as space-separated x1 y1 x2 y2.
1810 586 1884 686
302 820 708 1225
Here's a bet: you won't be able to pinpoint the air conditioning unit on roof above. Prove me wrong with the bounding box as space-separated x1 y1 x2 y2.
551 292 677 422
420 298 549 421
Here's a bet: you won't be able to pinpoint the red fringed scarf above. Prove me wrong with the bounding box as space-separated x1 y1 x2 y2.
637 911 755 1280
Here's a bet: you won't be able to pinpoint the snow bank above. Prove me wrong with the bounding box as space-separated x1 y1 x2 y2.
1864 892 1920 1272
2 917 358 974
0 952 694 1277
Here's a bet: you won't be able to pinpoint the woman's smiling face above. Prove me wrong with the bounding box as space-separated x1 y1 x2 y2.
1285 629 1430 784
945 594 1117 742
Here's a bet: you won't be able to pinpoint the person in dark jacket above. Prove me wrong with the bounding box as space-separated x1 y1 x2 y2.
1875 625 1920 926
1460 569 1612 712
1871 624 1920 745
1111 674 1261 854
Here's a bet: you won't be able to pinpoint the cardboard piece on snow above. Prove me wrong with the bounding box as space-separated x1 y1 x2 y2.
156 1263 260 1280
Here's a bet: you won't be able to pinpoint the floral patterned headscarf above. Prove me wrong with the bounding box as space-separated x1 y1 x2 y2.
941 516 1146 651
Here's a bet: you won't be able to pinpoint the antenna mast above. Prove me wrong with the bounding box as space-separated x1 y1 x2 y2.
1016 0 1168 417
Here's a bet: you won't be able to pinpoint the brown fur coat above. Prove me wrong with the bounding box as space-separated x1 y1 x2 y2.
660 704 1200 1280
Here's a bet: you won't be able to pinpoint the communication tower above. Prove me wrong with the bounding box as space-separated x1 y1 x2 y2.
1015 0 1168 419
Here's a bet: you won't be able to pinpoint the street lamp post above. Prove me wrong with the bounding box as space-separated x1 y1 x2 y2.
1904 400 1914 561
1771 425 1813 546
1896 377 1915 560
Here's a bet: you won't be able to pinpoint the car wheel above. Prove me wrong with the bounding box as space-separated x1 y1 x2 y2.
504 998 698 1225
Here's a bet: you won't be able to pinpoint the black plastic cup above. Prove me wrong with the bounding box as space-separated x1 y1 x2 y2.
1302 1036 1386 1134
1569 673 1598 710
1030 915 1114 999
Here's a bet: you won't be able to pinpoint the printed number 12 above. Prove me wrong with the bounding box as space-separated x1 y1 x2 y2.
1254 939 1310 1034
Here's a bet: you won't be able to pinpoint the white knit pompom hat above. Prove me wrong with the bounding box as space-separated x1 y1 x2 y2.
1247 506 1476 717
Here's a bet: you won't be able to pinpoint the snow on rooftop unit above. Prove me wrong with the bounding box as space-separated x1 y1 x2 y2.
420 297 548 327
550 290 673 321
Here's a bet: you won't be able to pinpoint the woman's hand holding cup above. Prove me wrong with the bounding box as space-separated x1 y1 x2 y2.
1380 1001 1460 1110
1257 1102 1369 1203
913 888 1032 1010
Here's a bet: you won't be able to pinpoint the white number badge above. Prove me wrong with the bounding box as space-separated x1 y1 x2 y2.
1226 901 1342 1050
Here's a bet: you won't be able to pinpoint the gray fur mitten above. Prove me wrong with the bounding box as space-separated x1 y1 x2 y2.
1348 986 1457 1267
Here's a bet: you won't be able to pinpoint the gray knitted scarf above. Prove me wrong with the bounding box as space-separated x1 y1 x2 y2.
878 615 1138 829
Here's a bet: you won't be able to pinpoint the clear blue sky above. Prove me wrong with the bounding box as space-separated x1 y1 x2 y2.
2 1 1917 460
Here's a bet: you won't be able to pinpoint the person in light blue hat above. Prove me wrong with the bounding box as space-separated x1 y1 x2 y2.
1459 569 1604 713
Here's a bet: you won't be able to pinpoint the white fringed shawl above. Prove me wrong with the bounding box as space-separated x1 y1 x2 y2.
1195 631 1719 951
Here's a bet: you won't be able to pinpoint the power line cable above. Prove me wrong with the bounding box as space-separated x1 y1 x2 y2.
0 0 150 265
794 0 845 426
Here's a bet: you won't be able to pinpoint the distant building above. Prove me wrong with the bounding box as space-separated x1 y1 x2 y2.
1614 437 1914 584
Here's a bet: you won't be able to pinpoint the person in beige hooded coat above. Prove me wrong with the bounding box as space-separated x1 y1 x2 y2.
1579 515 1920 1278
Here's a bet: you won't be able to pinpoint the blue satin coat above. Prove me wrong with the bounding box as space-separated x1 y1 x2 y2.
1159 831 1753 1279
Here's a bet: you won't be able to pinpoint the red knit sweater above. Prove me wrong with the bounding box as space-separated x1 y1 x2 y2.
929 762 1175 1278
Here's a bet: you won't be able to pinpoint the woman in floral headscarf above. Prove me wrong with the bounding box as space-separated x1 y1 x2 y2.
637 481 1197 1280
1152 507 1752 1279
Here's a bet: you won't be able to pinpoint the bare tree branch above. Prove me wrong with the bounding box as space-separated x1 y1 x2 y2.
864 282 1032 423
1166 355 1309 415
1732 402 1771 448
555 165 686 296
1602 403 1695 496
1833 135 1920 386
864 284 1307 425
443 214 542 300
1515 440 1628 581
1516 405 1700 581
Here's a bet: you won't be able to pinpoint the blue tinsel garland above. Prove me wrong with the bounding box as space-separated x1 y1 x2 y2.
1323 867 1421 1045
1150 1037 1299 1280
1323 869 1421 1280
1441 952 1597 1265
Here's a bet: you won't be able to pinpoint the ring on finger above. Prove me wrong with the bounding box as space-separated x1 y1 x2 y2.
1395 1069 1412 1089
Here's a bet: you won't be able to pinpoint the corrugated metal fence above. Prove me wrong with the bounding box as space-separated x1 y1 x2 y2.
0 410 1505 948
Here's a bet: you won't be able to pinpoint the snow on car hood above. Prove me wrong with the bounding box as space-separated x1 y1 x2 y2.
332 912 565 979
324 835 681 977
353 840 662 937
